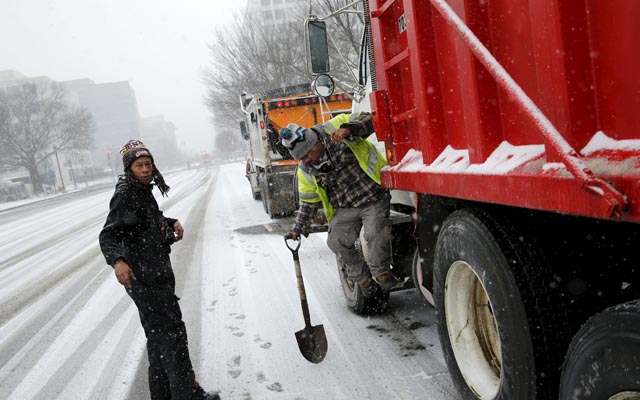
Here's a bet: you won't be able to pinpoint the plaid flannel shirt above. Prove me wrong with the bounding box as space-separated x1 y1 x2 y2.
293 139 386 234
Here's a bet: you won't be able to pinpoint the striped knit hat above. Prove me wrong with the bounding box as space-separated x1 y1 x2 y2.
119 139 170 196
120 139 154 169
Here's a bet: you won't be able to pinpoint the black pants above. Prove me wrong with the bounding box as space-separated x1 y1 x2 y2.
127 280 205 400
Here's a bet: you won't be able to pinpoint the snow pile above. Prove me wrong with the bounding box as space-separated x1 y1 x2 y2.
467 142 544 174
385 141 544 175
581 131 640 155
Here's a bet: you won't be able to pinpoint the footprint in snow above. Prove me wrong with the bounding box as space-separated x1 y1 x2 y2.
256 372 267 383
226 325 240 333
227 355 242 378
206 300 218 312
226 325 245 337
253 335 272 349
267 383 283 392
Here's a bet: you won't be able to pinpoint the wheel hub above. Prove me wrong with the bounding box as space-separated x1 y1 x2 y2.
610 392 640 400
445 260 502 399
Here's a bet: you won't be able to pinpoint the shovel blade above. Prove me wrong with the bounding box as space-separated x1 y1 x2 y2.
295 324 327 363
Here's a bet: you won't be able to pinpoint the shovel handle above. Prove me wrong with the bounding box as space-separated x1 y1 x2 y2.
294 258 312 327
284 235 312 327
284 234 301 258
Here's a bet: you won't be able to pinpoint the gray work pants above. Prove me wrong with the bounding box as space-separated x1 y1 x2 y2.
326 195 392 283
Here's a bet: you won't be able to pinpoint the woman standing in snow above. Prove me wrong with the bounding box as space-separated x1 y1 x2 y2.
99 140 219 400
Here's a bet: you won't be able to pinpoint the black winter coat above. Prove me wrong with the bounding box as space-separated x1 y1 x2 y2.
99 175 176 285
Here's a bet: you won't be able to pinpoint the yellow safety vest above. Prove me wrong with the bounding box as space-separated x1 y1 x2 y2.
297 113 386 222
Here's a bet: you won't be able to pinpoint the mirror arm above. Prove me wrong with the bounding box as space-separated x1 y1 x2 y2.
239 93 250 115
326 31 359 84
314 0 363 20
331 76 365 100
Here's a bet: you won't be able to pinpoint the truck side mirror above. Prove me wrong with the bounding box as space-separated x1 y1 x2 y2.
239 120 249 140
311 74 335 97
305 19 330 74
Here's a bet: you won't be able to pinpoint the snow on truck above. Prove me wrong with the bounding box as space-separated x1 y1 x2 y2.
239 84 352 218
304 1 640 399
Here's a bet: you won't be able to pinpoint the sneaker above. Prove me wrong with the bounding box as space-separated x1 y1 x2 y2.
375 273 403 291
359 278 378 298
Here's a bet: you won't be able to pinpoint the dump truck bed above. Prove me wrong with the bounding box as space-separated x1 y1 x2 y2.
370 0 640 222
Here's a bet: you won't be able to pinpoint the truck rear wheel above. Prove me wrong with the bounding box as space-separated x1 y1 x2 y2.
560 300 640 399
434 210 539 399
260 173 271 216
251 184 261 200
336 238 388 314
411 248 434 306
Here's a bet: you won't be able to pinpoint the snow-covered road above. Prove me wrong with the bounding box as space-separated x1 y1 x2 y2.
0 163 458 400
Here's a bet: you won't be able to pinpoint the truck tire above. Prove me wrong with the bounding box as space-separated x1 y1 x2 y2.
252 185 261 200
433 209 565 400
411 249 434 306
336 238 389 314
260 173 271 216
559 300 640 400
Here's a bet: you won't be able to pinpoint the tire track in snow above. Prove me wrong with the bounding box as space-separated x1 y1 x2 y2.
0 168 214 399
0 169 211 326
0 258 111 397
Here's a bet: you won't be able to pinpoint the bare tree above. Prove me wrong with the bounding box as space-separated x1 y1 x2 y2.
0 82 94 194
203 1 363 136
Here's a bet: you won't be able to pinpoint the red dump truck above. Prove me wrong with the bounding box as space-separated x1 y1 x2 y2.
305 1 640 398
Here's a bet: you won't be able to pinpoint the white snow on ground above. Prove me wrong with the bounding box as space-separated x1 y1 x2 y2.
0 163 458 400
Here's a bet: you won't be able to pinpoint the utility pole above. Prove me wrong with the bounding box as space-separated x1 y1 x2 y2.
80 154 88 188
54 150 66 192
106 149 116 182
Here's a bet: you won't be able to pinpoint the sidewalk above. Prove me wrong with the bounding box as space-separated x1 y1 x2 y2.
0 167 195 213
0 177 115 212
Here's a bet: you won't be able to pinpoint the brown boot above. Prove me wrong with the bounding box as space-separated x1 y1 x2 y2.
359 277 377 298
375 273 403 291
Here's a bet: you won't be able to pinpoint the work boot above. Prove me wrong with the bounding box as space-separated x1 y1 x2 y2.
375 273 403 291
359 277 378 298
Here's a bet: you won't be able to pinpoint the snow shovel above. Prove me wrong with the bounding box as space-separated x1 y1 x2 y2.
284 234 327 363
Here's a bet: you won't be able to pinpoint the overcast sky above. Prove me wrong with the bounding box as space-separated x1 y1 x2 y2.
0 0 247 155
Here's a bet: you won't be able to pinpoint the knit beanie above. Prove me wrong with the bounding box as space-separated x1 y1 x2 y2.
120 139 154 169
279 123 318 159
119 139 170 196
